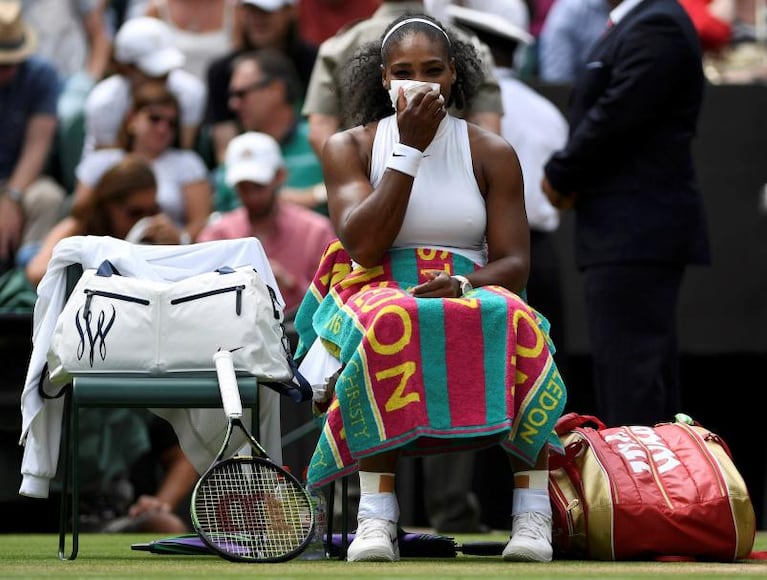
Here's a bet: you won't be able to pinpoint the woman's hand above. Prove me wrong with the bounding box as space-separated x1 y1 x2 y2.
128 494 172 518
541 175 577 210
140 213 185 245
396 86 447 152
411 270 460 298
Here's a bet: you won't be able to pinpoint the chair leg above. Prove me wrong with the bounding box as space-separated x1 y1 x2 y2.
253 383 261 441
58 388 79 560
325 476 351 559
341 476 349 558
71 401 81 558
326 479 335 557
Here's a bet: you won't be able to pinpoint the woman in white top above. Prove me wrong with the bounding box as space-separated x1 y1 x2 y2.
74 83 212 245
294 14 567 564
26 155 160 286
145 0 241 81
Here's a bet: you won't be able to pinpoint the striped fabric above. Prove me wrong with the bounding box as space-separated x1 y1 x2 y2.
295 241 567 488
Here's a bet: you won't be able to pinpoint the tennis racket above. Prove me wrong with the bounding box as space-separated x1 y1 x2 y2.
191 350 315 562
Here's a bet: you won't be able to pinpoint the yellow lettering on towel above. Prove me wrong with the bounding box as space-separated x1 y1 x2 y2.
379 361 419 412
368 305 412 355
513 309 545 359
417 248 449 261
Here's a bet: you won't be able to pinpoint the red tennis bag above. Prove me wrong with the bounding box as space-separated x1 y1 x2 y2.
549 413 756 561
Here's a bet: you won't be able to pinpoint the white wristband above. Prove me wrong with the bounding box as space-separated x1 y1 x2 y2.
385 142 423 178
312 183 328 203
179 231 191 245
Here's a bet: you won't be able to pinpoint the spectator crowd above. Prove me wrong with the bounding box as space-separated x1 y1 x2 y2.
1 0 759 282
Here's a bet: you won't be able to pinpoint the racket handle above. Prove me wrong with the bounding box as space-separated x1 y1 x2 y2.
459 541 506 556
214 350 243 418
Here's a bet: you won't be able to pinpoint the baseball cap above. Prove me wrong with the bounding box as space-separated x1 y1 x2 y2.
225 132 285 187
114 17 185 77
447 2 533 46
0 1 37 65
240 0 297 11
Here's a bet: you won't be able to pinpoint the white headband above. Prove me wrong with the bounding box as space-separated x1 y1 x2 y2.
380 17 451 56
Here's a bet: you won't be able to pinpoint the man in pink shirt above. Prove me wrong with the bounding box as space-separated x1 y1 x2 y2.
198 132 335 312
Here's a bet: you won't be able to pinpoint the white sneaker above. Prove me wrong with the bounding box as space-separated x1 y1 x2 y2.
502 512 553 562
347 518 399 562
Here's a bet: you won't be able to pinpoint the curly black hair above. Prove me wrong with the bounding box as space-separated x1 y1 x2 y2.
338 12 484 128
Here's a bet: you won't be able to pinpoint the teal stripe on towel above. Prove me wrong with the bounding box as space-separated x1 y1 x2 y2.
418 298 450 427
390 249 419 289
480 289 510 424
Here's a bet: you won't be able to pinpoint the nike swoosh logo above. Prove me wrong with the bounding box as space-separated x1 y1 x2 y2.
219 346 244 353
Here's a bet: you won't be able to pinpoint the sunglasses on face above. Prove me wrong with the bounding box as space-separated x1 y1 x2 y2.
123 204 160 220
145 111 179 128
228 78 272 100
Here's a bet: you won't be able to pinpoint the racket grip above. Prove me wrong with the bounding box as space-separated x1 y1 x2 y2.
459 541 506 556
214 350 243 418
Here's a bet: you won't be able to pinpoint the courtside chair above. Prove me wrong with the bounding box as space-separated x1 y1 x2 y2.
326 476 351 559
56 263 264 561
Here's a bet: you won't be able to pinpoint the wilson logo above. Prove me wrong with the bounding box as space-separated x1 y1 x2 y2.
75 305 116 366
604 426 681 475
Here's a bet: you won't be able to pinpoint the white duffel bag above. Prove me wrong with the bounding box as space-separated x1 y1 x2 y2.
47 261 294 384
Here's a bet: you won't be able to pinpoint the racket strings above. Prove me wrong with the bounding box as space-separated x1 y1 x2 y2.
194 460 312 560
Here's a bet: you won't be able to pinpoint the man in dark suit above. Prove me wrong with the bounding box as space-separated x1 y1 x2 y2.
542 0 710 427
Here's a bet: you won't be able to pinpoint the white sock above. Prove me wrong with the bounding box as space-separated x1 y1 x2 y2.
357 492 400 522
357 471 399 522
512 488 552 517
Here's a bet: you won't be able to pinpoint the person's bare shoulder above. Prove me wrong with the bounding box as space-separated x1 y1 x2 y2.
466 121 521 194
467 121 514 153
467 121 519 168
323 123 377 171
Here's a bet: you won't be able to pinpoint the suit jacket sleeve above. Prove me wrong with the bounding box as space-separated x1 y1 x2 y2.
545 14 701 194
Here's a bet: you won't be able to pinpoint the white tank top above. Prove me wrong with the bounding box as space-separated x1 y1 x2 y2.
370 114 487 266
155 0 235 81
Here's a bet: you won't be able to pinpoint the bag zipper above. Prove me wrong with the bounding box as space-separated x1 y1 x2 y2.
169 285 246 315
678 423 727 496
84 288 150 318
266 284 280 319
549 476 578 554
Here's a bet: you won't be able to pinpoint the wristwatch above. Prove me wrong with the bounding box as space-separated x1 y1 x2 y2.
452 275 472 297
